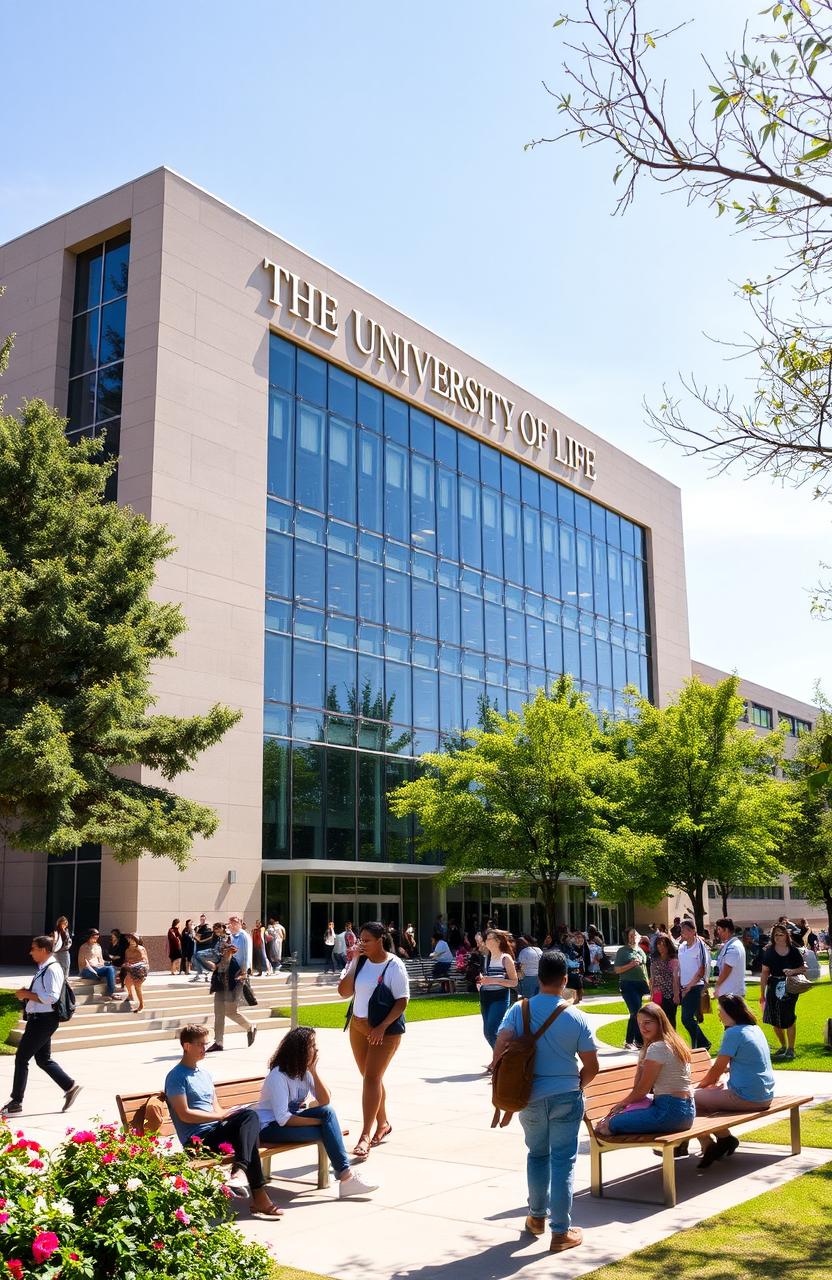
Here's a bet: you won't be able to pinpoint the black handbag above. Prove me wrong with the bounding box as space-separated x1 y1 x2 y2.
343 956 406 1036
241 978 257 1007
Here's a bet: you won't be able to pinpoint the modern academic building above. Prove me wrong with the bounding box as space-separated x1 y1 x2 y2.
0 165 735 965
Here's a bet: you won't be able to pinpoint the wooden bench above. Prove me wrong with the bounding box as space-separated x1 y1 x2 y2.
117 1077 348 1190
583 1048 813 1207
403 957 468 994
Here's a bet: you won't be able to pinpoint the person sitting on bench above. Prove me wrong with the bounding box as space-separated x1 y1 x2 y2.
694 994 775 1168
164 1023 281 1220
597 1002 694 1139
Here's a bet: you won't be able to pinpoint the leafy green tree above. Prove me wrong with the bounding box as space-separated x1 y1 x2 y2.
783 708 832 940
389 677 659 934
0 376 240 866
618 676 797 932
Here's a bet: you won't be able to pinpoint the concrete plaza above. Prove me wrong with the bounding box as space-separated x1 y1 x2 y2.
1 993 829 1280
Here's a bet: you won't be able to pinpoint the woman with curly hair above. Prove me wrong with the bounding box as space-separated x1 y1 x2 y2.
256 1027 377 1198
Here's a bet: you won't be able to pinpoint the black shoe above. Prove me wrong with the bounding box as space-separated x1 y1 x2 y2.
697 1143 722 1169
247 1026 257 1048
1 1101 22 1116
717 1134 739 1159
206 1043 223 1053
675 1142 690 1158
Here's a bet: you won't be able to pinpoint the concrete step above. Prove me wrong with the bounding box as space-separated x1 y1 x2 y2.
9 1007 290 1051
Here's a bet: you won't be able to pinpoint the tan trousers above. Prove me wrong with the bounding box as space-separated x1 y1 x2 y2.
213 991 252 1046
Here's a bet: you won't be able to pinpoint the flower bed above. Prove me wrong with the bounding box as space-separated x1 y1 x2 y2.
0 1122 273 1278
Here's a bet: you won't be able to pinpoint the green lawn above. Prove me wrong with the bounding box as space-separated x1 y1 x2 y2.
591 979 832 1070
0 990 19 1055
581 1163 832 1279
750 1099 832 1147
274 994 481 1028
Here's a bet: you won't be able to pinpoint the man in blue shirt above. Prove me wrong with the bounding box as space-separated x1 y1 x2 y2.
164 1024 281 1220
226 913 252 974
491 950 599 1255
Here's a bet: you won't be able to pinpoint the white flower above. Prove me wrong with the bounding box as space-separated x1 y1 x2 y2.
107 1183 119 1195
53 1198 74 1218
33 1196 47 1214
125 1177 142 1192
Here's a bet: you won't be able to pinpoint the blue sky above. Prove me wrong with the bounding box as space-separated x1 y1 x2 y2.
2 0 827 703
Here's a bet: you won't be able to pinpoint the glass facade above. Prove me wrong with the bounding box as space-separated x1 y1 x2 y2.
67 232 130 501
263 334 652 863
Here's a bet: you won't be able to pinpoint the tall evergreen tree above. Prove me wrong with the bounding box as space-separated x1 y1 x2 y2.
0 344 240 866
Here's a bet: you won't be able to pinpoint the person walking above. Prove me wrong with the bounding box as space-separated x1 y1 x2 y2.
1 936 82 1117
713 918 746 1000
207 940 256 1051
51 917 73 976
490 949 599 1254
257 1027 377 1198
694 994 775 1166
77 928 120 998
271 917 287 970
165 1024 281 1220
477 930 518 1053
596 1002 694 1140
226 913 253 976
338 922 409 1160
123 934 150 1012
649 934 681 1027
614 928 650 1049
516 935 543 999
323 921 337 973
760 922 808 1060
252 921 271 976
677 919 711 1051
167 919 183 976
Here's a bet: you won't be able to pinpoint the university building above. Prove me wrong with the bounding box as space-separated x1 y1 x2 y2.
0 164 774 965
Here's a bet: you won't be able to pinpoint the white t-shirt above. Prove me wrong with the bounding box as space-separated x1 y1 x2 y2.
430 939 454 963
334 931 348 953
349 954 409 1018
588 943 603 972
517 946 542 976
256 1068 315 1127
716 936 747 996
678 938 708 988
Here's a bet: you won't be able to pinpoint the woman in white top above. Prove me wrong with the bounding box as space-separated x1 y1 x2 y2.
52 917 72 976
429 933 454 978
597 1002 695 1137
257 1027 376 1199
338 921 409 1160
476 929 518 1052
516 934 542 999
323 921 337 974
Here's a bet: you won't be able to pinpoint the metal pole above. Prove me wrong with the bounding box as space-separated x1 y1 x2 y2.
289 950 299 1029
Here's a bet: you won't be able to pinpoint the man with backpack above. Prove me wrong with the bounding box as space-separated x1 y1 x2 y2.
0 935 81 1117
489 950 599 1255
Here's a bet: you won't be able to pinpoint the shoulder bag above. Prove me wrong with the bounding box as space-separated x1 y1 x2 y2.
343 955 406 1035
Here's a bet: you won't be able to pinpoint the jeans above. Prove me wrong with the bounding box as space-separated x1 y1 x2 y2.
12 1013 74 1103
81 963 116 995
323 944 336 974
260 1103 350 1177
608 1093 695 1136
432 961 452 978
519 1091 584 1234
191 950 216 977
480 987 510 1048
680 986 711 1049
518 976 539 999
620 984 646 1045
192 1107 265 1189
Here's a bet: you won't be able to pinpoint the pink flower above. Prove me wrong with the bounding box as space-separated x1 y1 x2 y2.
173 1175 189 1192
95 1195 108 1207
128 1145 140 1157
217 1142 234 1155
28 1158 44 1169
6 1262 24 1280
69 1253 80 1261
190 1136 202 1147
0 1213 8 1225
174 1207 191 1225
101 1152 117 1164
0 1198 5 1208
32 1231 60 1263
70 1130 97 1144
151 1240 164 1251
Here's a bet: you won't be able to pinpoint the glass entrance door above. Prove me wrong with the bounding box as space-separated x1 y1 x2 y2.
306 895 402 962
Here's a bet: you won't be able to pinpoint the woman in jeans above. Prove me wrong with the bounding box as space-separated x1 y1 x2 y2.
476 929 518 1054
650 934 681 1027
597 1002 694 1138
51 917 73 976
614 928 649 1049
257 1027 377 1198
516 935 542 999
695 994 775 1167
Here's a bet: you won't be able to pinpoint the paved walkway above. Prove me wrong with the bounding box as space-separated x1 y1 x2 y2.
1 1004 829 1279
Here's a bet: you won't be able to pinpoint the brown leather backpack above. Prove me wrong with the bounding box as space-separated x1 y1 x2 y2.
491 999 568 1128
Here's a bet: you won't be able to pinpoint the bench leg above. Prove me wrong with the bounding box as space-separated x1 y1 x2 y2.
590 1139 603 1198
317 1142 329 1190
662 1147 677 1208
790 1106 801 1156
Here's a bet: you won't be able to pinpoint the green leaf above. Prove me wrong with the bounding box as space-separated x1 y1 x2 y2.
800 139 832 161
644 33 656 48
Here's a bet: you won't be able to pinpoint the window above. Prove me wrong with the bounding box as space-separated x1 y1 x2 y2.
749 703 773 729
67 233 130 501
779 712 812 736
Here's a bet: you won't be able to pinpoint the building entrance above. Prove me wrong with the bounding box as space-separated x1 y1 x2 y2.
307 895 401 962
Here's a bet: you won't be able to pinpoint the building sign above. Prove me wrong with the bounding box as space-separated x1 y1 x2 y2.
263 259 596 481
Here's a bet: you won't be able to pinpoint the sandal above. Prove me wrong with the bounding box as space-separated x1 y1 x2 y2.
352 1138 371 1161
251 1202 284 1220
370 1124 392 1147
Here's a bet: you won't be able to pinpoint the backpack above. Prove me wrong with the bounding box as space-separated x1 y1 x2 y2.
52 965 76 1023
490 998 568 1128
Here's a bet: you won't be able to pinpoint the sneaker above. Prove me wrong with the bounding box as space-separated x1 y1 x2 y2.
525 1215 546 1236
189 975 202 983
62 1084 82 1113
247 1026 257 1048
339 1171 379 1199
549 1227 583 1253
0 1101 22 1116
772 1046 788 1060
783 1048 795 1061
206 1043 223 1053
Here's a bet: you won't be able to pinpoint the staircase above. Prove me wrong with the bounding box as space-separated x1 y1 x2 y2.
7 969 348 1052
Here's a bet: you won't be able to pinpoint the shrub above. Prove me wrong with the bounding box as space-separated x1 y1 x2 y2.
0 1122 273 1278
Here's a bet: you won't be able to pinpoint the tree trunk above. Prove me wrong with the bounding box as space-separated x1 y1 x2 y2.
721 885 730 917
540 879 559 939
686 881 707 935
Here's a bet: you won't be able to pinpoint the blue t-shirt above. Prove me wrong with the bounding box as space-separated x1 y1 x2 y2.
164 1063 218 1144
498 994 598 1103
719 1024 775 1102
